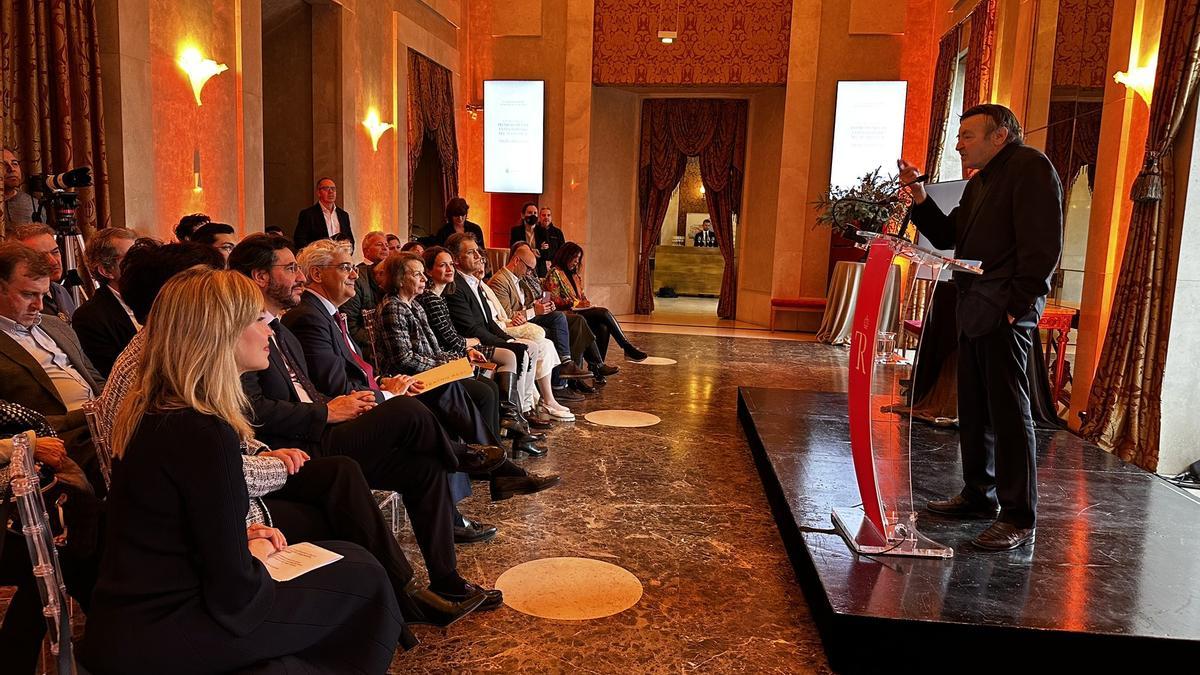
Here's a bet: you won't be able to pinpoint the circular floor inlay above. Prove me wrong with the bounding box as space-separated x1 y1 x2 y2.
494 557 643 620
584 410 661 427
630 356 677 365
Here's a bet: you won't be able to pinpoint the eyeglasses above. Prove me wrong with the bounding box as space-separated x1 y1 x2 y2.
317 262 355 273
271 263 300 274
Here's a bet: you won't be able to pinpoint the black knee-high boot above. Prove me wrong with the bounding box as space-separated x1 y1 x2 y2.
495 371 546 456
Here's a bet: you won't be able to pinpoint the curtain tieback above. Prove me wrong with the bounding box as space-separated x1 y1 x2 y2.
1129 154 1164 203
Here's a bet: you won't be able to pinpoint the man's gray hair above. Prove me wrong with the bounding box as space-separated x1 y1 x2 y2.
362 230 388 246
296 239 343 278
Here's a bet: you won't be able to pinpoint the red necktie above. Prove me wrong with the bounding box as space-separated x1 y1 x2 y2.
334 312 379 392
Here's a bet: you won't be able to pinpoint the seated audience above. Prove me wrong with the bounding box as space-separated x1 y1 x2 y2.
72 227 139 376
11 224 76 320
435 197 485 249
173 212 209 242
342 230 390 355
476 265 573 421
401 240 425 255
489 241 603 386
546 242 648 362
373 250 562 491
97 241 488 627
79 268 404 674
191 221 237 263
264 224 286 237
331 231 355 257
0 400 100 674
0 242 103 487
229 234 508 603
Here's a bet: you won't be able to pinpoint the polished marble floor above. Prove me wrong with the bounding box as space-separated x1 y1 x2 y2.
392 332 846 673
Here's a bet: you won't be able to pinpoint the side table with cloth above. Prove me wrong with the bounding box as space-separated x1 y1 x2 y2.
816 260 903 345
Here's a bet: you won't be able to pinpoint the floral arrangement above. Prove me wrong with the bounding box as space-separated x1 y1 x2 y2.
813 168 913 242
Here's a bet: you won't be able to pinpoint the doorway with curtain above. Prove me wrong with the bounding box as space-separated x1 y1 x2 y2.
407 49 459 241
634 99 748 321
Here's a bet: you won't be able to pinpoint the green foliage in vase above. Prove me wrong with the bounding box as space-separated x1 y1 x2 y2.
813 167 912 238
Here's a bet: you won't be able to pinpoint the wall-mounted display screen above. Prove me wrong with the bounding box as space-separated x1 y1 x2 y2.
484 80 545 194
829 80 908 190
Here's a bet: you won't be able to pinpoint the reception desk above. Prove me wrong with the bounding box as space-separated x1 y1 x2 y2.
653 245 724 296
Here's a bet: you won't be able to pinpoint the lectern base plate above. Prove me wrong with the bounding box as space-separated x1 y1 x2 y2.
831 508 953 559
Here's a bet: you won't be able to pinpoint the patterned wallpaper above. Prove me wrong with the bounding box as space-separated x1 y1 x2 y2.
593 0 793 86
1052 0 1115 89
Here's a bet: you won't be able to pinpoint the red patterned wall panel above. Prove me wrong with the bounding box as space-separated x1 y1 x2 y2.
593 0 793 86
1053 0 1115 89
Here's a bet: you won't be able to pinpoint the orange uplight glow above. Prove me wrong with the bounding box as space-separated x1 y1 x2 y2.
177 45 228 106
362 108 394 151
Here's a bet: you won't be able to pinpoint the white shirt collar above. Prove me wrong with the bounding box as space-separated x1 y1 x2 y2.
459 271 480 291
307 289 340 316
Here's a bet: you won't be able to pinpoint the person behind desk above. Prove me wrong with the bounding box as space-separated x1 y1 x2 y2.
898 103 1062 552
693 219 717 247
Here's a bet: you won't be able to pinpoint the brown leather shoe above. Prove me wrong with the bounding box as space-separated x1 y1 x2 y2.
557 361 593 380
972 521 1035 551
926 494 1000 519
456 444 507 474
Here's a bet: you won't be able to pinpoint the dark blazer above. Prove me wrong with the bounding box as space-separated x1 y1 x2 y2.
693 230 717 247
43 281 78 321
441 272 514 349
71 284 137 377
911 142 1063 339
434 221 486 250
294 203 353 252
241 320 330 454
282 291 384 403
341 261 382 357
510 223 564 277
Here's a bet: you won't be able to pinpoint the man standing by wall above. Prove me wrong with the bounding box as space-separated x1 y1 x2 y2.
294 177 353 251
899 104 1062 552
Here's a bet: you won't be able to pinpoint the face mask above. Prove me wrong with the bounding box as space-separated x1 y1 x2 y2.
524 215 538 226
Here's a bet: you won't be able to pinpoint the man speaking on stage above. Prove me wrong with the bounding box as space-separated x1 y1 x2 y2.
898 103 1062 552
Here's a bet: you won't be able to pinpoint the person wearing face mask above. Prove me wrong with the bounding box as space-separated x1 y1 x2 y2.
435 198 486 250
509 203 564 278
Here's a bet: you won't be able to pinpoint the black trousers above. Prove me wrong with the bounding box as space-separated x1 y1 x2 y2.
957 323 1038 528
80 541 402 675
417 379 498 447
574 307 634 362
262 455 420 647
318 397 459 586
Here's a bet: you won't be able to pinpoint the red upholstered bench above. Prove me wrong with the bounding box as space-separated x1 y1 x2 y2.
769 297 827 332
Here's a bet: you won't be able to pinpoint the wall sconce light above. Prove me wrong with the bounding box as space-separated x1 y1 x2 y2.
177 46 228 106
362 108 394 151
465 103 483 121
657 30 677 44
699 185 705 196
193 148 203 193
1114 55 1157 104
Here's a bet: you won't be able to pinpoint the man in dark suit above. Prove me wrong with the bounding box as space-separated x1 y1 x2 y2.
693 219 717 247
72 227 139 376
0 242 103 488
229 234 507 608
342 230 389 356
899 104 1063 551
294 177 353 252
11 223 77 321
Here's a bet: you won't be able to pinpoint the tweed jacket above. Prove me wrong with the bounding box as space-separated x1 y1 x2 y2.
374 295 459 376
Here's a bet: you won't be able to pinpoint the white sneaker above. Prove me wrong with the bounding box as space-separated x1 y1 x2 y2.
543 404 575 421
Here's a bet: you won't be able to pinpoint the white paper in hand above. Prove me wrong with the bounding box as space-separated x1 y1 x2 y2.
263 542 344 582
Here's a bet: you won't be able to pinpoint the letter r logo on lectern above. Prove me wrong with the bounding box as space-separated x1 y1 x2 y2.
854 330 868 374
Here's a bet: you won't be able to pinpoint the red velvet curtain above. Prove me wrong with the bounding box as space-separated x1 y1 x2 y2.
407 50 459 228
962 0 997 109
635 99 747 318
0 0 110 237
926 25 962 180
1080 0 1200 471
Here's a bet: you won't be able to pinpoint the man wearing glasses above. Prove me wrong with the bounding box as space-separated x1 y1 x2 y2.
295 177 354 252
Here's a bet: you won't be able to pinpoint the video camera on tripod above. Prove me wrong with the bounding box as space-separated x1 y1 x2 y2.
26 166 93 306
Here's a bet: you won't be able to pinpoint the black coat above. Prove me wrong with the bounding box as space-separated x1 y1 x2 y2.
241 320 330 454
294 203 353 252
910 142 1062 338
282 291 383 403
71 285 137 377
509 222 564 277
340 262 383 357
441 272 515 349
434 221 486 250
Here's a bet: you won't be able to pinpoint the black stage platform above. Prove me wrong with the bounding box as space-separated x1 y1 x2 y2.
739 387 1200 671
